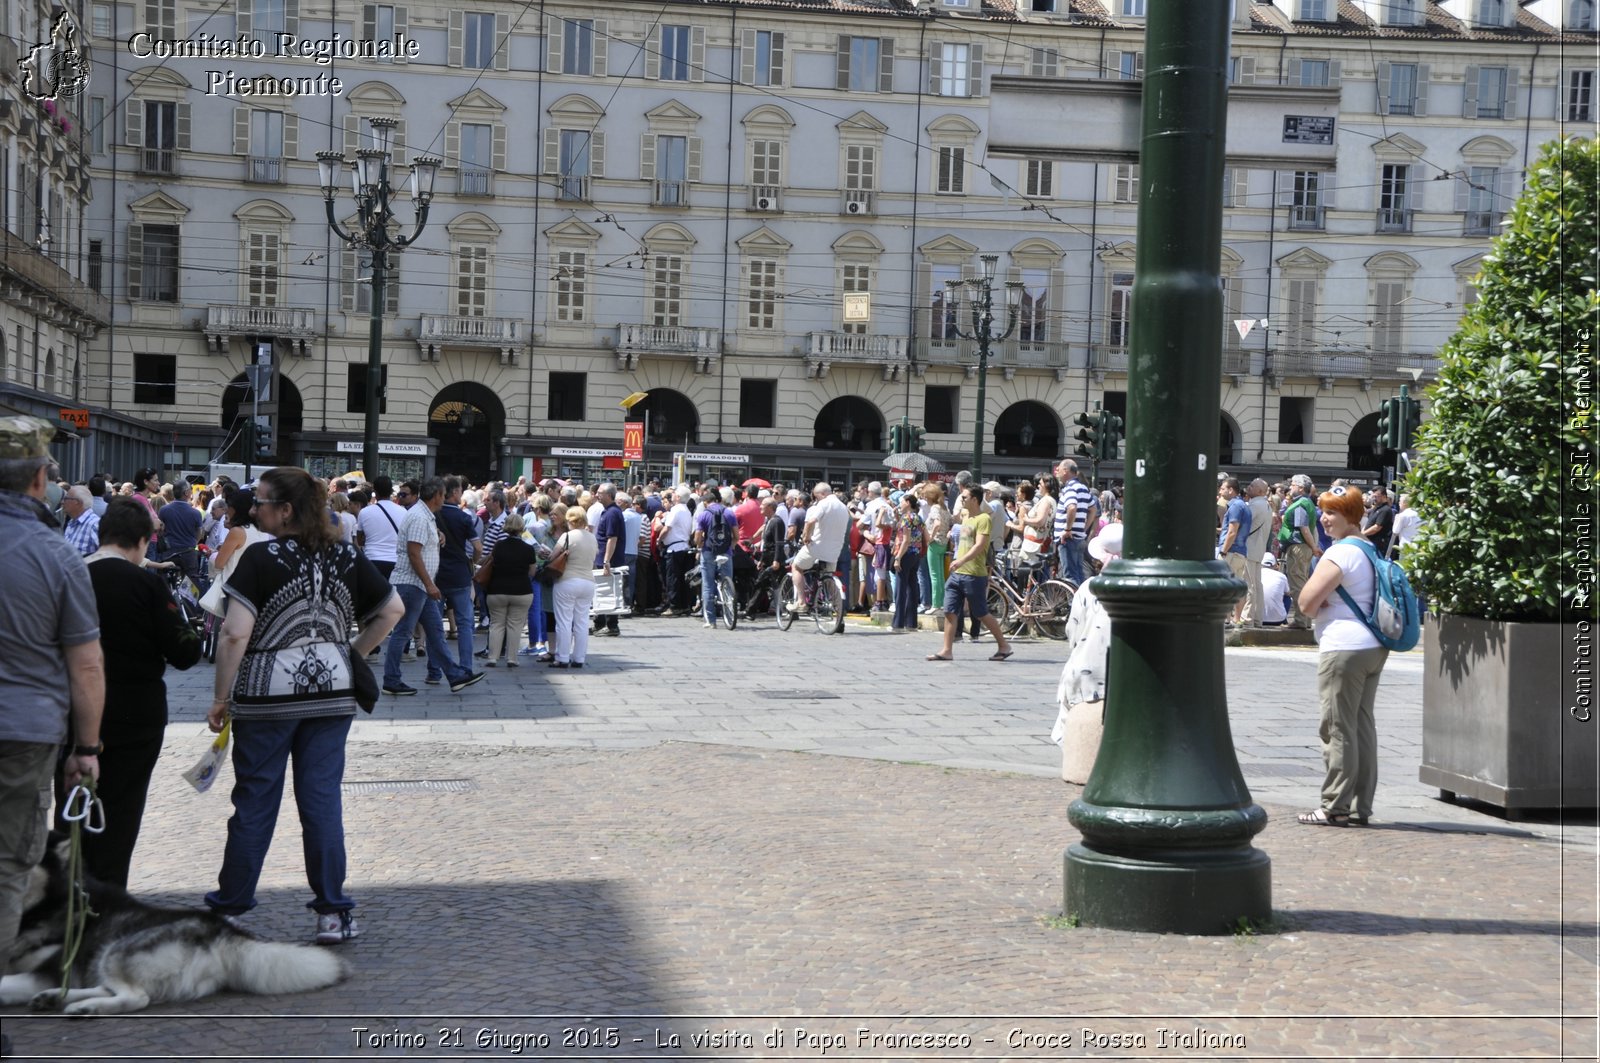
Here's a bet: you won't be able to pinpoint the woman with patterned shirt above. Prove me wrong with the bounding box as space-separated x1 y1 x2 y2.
890 493 927 632
206 467 403 944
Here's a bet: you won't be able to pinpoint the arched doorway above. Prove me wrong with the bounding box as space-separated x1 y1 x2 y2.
1220 414 1240 466
993 400 1060 460
813 395 883 451
632 388 700 447
222 371 304 464
1347 411 1383 472
429 382 505 482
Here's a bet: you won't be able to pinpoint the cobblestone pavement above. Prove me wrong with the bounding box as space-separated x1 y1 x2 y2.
7 615 1596 1061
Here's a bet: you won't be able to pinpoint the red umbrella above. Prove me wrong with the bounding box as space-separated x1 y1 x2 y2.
742 477 772 489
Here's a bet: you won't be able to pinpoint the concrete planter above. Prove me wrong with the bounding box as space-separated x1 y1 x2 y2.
1420 613 1598 814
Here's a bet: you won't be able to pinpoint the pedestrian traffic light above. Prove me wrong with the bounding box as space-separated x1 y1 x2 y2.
1073 411 1099 460
911 424 926 451
254 419 274 458
1375 399 1395 452
1100 412 1124 461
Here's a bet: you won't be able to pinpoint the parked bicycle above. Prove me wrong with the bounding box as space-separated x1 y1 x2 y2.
986 550 1075 640
777 558 846 635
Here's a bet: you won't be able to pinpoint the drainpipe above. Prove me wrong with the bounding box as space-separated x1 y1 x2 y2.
715 3 737 444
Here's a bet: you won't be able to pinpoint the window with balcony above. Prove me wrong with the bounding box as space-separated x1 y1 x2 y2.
246 232 281 307
1284 277 1319 350
1107 271 1134 347
547 372 587 421
838 36 893 93
133 354 177 405
740 379 776 428
650 255 683 327
1286 170 1326 229
1378 164 1412 231
459 122 493 195
1019 268 1049 346
237 109 293 183
929 264 959 343
740 29 785 87
925 385 959 434
1024 160 1053 198
1465 65 1515 119
129 223 180 303
556 129 593 200
1372 279 1406 353
1112 164 1139 203
747 259 778 330
346 364 388 414
653 135 688 206
930 42 982 97
88 241 103 293
456 245 489 316
1459 165 1505 234
343 246 400 313
139 100 182 174
244 0 290 47
553 250 585 322
1568 70 1594 122
840 264 870 335
936 147 965 194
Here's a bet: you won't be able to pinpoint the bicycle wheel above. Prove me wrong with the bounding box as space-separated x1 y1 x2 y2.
1024 579 1074 640
985 582 1013 634
201 614 218 663
718 576 738 630
777 579 797 631
815 576 844 634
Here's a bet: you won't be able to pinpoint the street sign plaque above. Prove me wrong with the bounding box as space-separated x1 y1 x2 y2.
623 421 644 461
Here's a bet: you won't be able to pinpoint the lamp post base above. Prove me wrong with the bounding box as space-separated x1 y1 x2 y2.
1065 838 1270 935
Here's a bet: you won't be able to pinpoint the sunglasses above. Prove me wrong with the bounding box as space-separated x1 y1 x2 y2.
251 497 286 508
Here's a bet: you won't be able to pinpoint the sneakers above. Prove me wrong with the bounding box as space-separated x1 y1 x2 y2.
516 645 540 656
400 650 416 663
423 675 442 686
449 672 485 693
315 910 361 945
383 682 417 696
484 660 497 668
474 648 490 658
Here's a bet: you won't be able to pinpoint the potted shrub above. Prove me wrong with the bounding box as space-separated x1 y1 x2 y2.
1404 136 1597 814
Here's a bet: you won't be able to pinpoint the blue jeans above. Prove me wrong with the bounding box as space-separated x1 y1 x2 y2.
527 581 546 646
436 583 476 680
894 550 922 629
917 550 933 608
1058 538 1088 585
205 714 353 916
944 573 991 619
384 583 467 686
700 550 730 621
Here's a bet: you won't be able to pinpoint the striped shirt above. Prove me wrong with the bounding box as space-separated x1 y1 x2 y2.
1060 479 1096 540
391 502 440 589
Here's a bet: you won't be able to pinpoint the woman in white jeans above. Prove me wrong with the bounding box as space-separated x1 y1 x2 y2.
550 507 598 668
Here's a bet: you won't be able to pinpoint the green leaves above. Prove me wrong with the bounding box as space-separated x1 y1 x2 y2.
1402 138 1596 623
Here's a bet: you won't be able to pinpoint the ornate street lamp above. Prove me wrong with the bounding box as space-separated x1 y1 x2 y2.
317 117 441 480
946 253 1023 480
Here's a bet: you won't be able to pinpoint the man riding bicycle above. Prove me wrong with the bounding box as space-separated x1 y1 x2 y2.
788 482 850 615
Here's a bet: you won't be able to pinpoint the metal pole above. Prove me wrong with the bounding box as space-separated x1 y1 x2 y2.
363 246 386 482
971 283 990 481
1064 0 1270 933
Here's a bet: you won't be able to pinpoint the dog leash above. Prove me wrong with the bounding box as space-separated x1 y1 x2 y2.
58 779 105 1001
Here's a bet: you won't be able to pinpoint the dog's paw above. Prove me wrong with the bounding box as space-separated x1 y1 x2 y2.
29 989 65 1012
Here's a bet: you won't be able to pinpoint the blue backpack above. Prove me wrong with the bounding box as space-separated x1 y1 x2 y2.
1335 536 1421 652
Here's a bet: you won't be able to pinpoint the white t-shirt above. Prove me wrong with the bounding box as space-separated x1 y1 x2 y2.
356 499 407 563
336 510 358 544
806 493 851 559
1261 566 1290 624
664 502 693 553
1391 508 1421 552
1313 540 1381 652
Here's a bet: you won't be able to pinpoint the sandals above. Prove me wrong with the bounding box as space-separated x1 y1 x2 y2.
1297 808 1351 827
926 653 953 662
989 650 1015 662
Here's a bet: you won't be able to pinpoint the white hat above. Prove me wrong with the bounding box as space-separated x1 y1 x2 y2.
1262 553 1277 567
1087 523 1123 564
983 480 1003 492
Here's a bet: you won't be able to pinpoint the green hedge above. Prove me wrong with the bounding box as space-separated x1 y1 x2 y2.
1404 137 1598 623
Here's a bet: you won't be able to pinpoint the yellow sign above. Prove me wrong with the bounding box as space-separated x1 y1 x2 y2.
619 391 649 410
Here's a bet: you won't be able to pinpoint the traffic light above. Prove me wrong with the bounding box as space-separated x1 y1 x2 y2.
1100 412 1124 461
253 419 274 458
911 424 926 451
1073 411 1099 460
888 422 904 453
1399 396 1421 452
1375 399 1395 452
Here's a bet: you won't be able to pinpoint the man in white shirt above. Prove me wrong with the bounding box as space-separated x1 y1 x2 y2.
663 485 695 614
355 474 410 580
1260 553 1290 625
790 482 850 609
1390 493 1421 557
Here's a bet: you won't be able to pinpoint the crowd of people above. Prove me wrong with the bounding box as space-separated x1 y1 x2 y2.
1 398 1422 1010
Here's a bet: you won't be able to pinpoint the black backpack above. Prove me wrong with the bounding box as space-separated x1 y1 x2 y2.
707 505 734 554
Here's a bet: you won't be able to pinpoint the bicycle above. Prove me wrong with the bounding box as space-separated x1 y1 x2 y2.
163 567 210 643
777 559 846 635
687 554 742 630
985 549 1075 640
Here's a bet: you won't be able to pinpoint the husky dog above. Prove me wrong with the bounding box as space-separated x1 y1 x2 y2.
1 836 345 1016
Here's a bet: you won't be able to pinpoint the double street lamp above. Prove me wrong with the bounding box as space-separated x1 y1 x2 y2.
316 117 442 482
945 253 1023 480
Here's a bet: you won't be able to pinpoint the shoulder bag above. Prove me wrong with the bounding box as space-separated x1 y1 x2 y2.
535 534 569 587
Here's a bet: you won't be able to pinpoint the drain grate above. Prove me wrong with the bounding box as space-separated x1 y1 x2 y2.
754 690 841 701
341 778 479 795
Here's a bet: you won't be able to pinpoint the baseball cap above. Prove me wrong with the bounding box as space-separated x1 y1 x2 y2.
1262 554 1277 567
0 416 59 461
983 481 1003 492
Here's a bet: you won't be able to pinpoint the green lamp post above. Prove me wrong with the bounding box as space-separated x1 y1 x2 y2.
1063 0 1271 933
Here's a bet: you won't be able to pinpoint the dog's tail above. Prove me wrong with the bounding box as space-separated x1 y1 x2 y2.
224 938 346 997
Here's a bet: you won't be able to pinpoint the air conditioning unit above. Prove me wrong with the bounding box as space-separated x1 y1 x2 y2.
755 195 776 211
845 199 868 215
